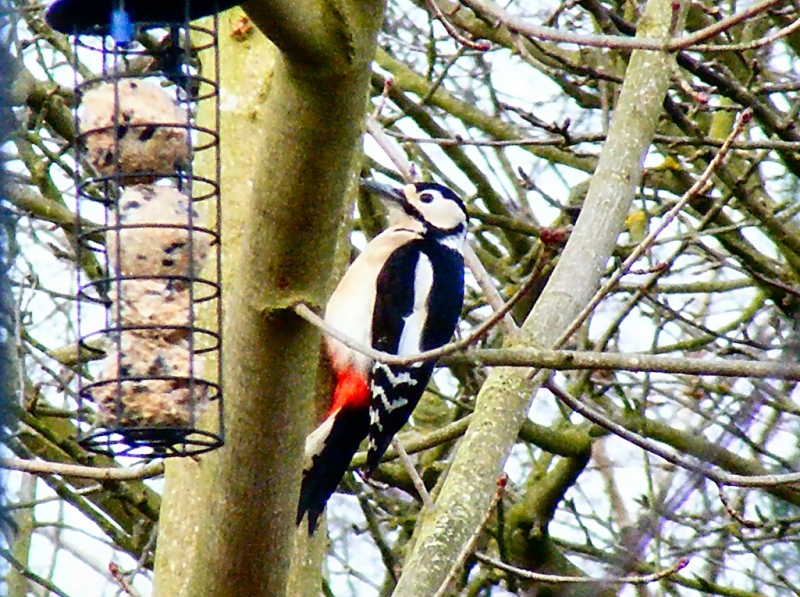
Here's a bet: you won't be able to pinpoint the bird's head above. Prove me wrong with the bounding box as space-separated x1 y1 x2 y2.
362 180 467 235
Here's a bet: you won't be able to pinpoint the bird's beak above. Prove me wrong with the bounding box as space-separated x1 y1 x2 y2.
359 179 409 207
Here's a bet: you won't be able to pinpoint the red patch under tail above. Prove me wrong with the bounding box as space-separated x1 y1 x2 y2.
298 367 371 534
328 367 370 416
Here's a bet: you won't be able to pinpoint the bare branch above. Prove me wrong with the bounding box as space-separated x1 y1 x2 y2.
366 114 418 183
110 562 143 597
425 0 491 51
0 457 165 481
690 16 800 52
0 548 73 597
555 108 752 350
463 243 519 334
475 552 689 584
443 346 800 381
391 437 435 510
544 379 800 489
717 485 761 529
293 299 800 380
459 0 780 52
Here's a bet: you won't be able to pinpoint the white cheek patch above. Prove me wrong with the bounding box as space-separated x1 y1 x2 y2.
433 202 467 231
411 196 466 232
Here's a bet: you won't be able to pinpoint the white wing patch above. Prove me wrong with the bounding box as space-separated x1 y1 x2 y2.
398 253 434 356
369 404 384 431
374 362 419 387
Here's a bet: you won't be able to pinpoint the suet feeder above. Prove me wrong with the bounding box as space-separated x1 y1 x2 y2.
52 0 237 457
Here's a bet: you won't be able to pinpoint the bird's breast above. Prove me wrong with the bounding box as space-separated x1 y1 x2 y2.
324 228 423 373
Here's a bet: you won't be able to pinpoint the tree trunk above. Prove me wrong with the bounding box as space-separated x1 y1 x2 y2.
153 2 384 597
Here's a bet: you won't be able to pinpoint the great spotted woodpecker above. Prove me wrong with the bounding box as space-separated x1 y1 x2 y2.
297 180 467 535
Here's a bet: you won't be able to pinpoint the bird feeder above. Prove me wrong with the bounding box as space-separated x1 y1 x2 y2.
49 0 237 457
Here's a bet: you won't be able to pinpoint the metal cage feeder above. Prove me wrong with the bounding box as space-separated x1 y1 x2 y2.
51 0 236 458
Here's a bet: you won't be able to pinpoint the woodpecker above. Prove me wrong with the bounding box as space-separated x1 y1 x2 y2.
297 180 467 535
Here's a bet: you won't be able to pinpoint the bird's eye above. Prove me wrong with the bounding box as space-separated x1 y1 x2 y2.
419 193 434 203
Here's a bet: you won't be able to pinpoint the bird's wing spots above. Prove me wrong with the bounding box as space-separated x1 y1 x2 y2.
366 361 434 473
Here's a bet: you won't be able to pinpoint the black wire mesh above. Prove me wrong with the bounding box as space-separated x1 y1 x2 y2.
65 2 225 458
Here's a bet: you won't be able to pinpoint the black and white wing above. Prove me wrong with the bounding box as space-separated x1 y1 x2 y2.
366 240 464 472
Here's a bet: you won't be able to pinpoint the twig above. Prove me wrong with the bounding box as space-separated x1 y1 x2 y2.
459 0 779 52
45 338 105 367
121 522 159 597
371 76 394 120
8 182 104 242
431 474 507 597
463 244 519 334
690 15 800 52
353 417 472 467
666 0 779 50
384 129 800 152
555 108 752 350
440 346 800 381
7 484 103 510
0 547 73 597
366 115 418 182
475 552 689 584
717 485 760 529
293 258 543 366
0 457 165 481
109 562 141 597
543 379 800 489
392 437 435 510
425 0 491 50
295 295 800 379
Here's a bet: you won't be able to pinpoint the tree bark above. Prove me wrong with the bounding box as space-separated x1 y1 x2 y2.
152 12 279 597
153 2 384 597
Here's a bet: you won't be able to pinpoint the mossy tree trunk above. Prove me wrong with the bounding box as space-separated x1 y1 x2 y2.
152 2 385 597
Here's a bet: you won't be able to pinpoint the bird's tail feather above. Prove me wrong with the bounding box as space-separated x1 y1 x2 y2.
297 406 370 535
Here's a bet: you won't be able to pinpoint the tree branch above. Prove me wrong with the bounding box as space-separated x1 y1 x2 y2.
0 457 164 481
544 380 800 489
459 0 779 52
390 1 686 595
443 347 800 380
475 552 688 584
